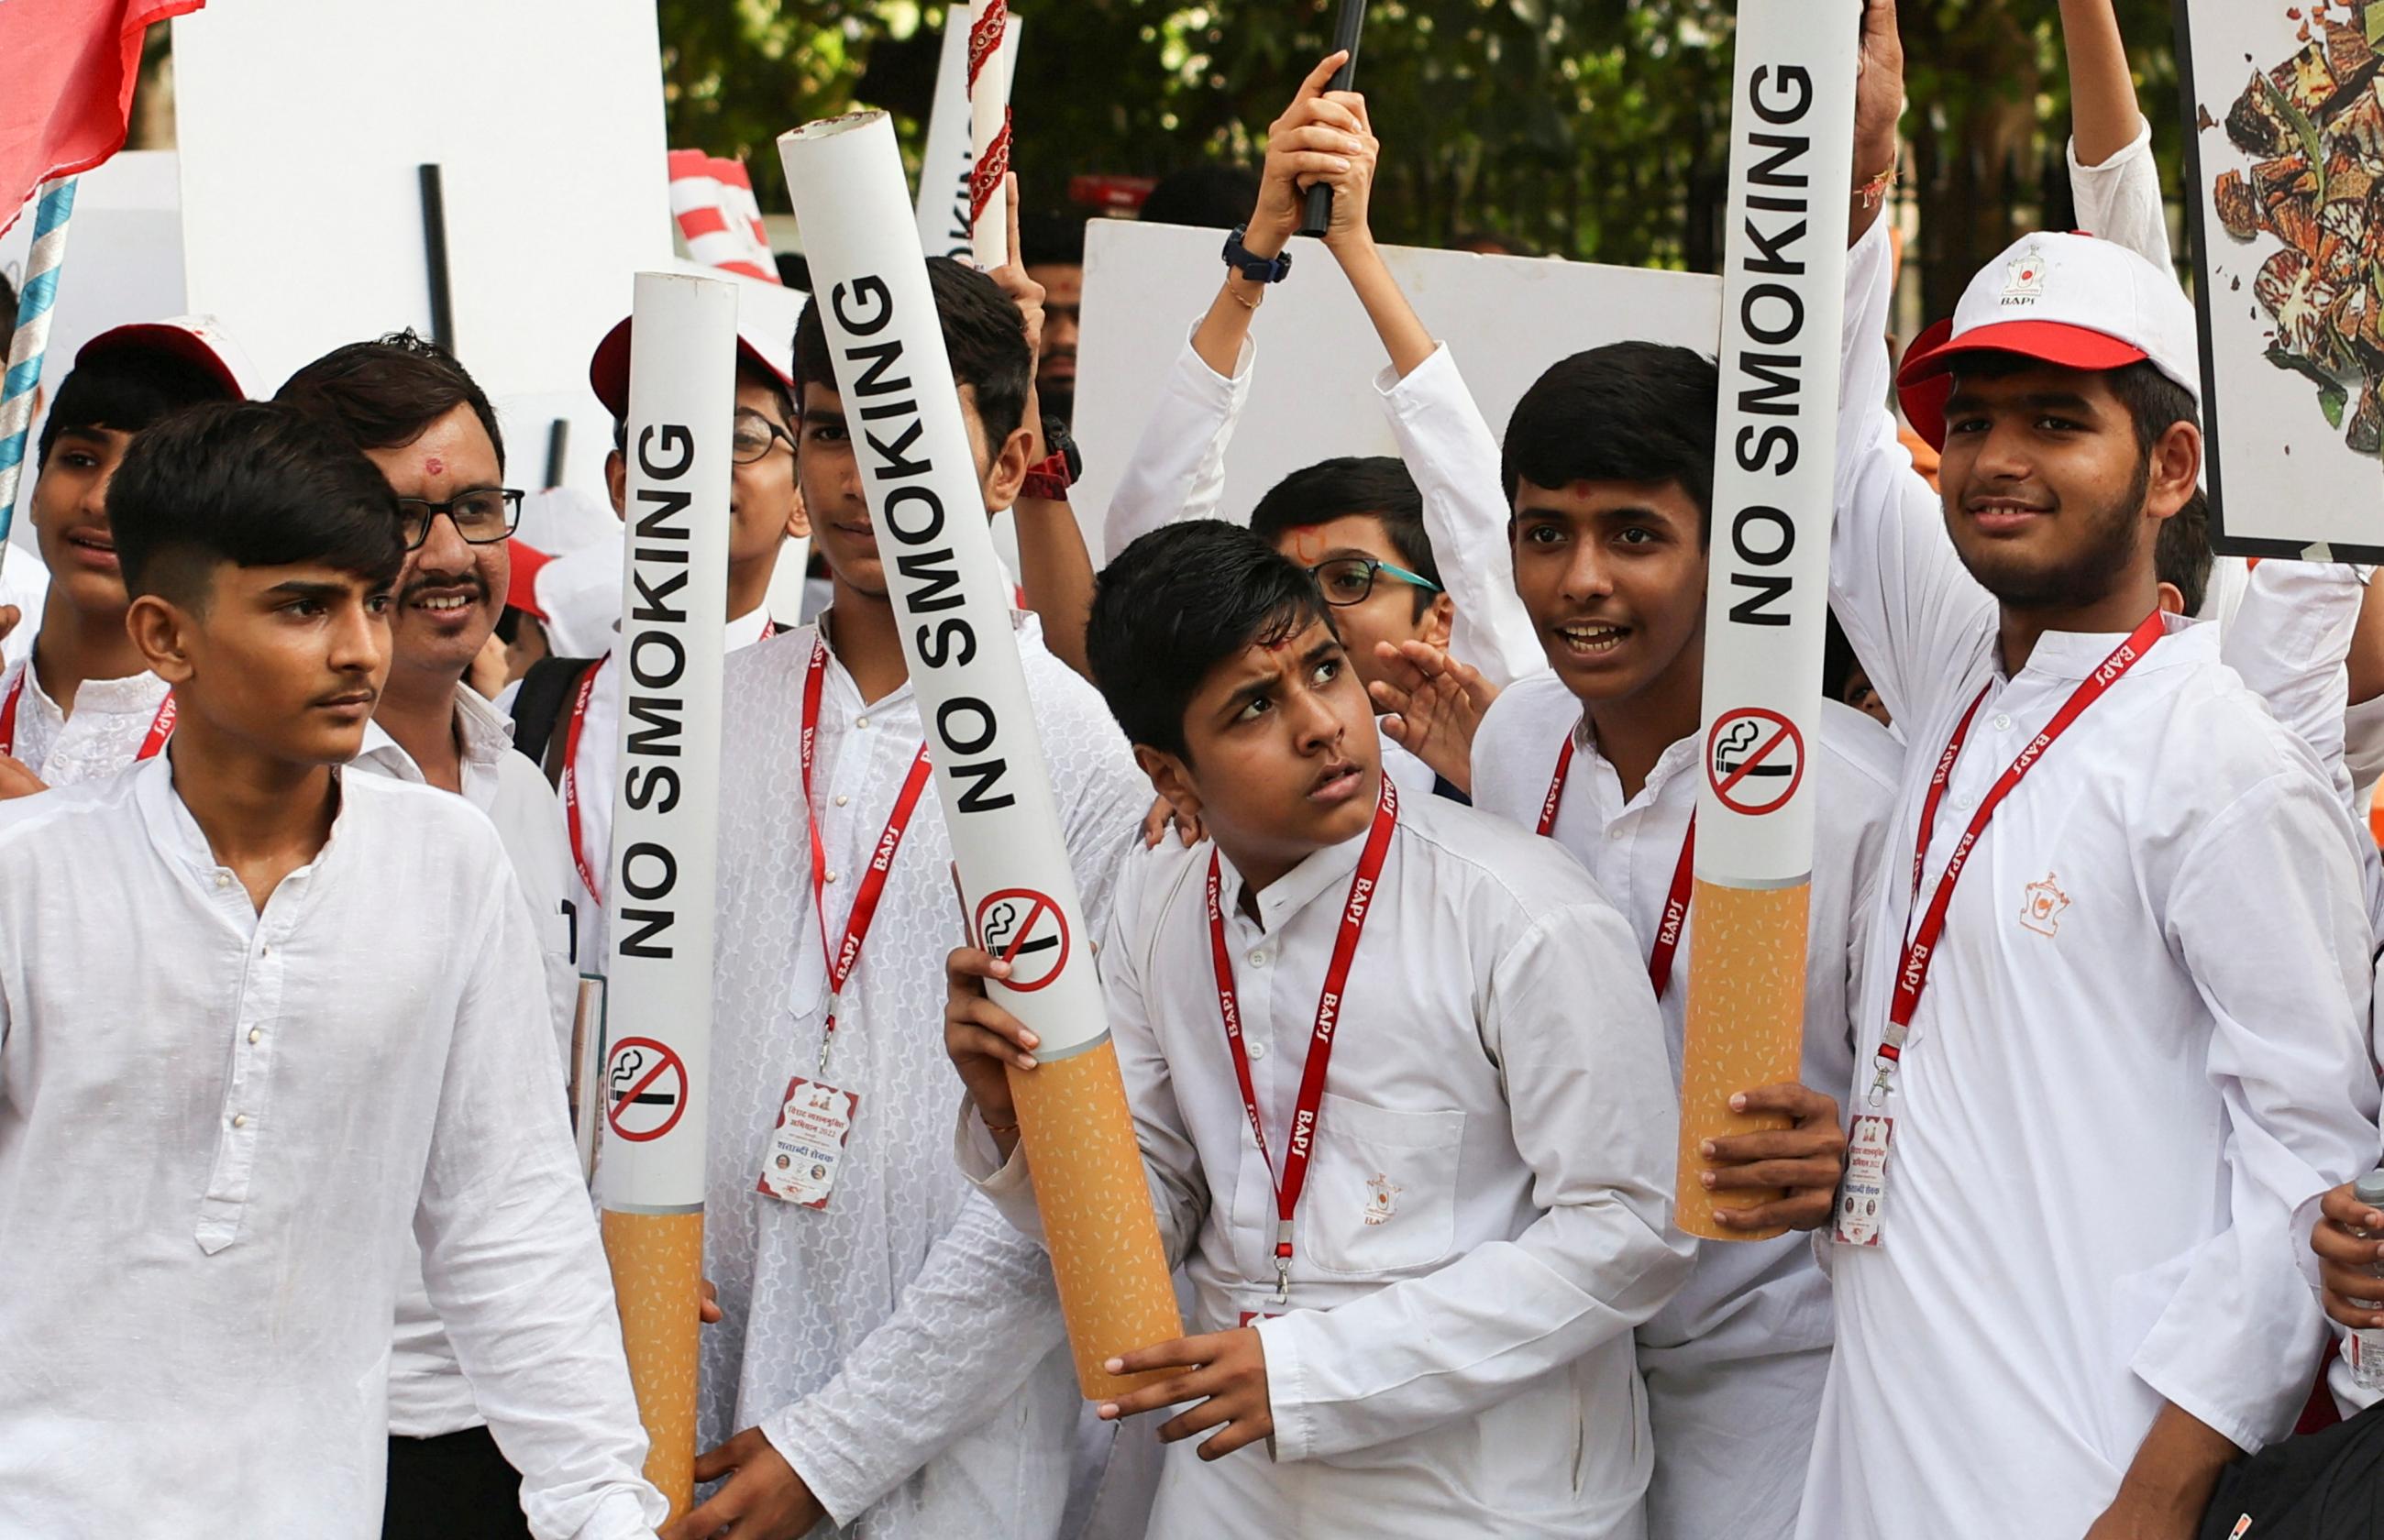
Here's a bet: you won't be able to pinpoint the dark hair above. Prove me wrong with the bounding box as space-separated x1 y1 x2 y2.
1502 342 1719 543
1019 210 1086 269
1087 520 1332 761
2156 487 2213 616
38 344 235 467
1946 354 2201 459
1138 165 1261 229
793 257 1032 446
0 272 16 356
108 400 405 606
275 329 505 471
610 354 794 456
1249 456 1441 619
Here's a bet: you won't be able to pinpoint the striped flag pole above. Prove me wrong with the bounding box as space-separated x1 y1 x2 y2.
0 176 78 577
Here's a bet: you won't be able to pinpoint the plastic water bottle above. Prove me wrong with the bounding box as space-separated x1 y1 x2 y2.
2348 1170 2384 1392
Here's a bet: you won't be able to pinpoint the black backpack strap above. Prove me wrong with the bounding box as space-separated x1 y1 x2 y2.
510 655 599 787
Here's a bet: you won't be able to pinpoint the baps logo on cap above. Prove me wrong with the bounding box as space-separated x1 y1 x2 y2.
2003 247 2047 307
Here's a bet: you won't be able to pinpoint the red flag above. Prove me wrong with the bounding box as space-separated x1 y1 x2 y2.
0 0 206 235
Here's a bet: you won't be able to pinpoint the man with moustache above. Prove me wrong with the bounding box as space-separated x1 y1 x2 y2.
278 332 584 1540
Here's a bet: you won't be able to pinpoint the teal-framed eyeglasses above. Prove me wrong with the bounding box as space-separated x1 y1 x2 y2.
1307 555 1443 607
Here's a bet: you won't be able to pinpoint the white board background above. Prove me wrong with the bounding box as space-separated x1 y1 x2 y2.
1072 220 1727 562
1 151 189 564
2182 3 2384 557
171 0 676 495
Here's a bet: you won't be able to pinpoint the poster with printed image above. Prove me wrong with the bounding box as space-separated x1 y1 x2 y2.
2180 0 2384 559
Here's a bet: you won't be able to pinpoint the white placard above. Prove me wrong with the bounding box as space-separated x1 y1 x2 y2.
1071 221 1726 563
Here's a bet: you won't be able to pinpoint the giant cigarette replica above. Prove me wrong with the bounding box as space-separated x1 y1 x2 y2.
778 112 1183 1396
966 0 1017 269
1675 0 1859 1242
595 271 737 1511
914 3 1021 262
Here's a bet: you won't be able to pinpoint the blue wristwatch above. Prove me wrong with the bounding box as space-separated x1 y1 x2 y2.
1220 225 1294 284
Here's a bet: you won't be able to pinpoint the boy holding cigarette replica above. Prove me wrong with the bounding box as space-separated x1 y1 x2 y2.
675 258 1149 1540
0 402 663 1539
0 319 245 798
944 518 1690 1539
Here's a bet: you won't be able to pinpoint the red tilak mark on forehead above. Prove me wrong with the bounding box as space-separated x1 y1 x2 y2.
424 456 446 477
1288 529 1326 565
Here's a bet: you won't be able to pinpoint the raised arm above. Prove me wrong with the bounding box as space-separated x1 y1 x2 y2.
1312 93 1543 688
1099 54 1356 560
2059 0 2173 270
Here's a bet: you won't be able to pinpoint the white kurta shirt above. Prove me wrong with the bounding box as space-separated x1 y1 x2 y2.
1469 676 1898 1491
1798 222 2384 1540
0 758 661 1540
0 655 170 786
357 683 586 1439
703 615 1151 1537
965 792 1692 1540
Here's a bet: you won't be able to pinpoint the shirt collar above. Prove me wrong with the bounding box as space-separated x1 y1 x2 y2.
12 658 167 720
1998 610 2207 684
1213 819 1376 936
138 752 355 892
1572 712 1701 808
353 685 513 786
724 605 772 652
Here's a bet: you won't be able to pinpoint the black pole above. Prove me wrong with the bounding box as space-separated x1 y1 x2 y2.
1297 0 1369 237
544 418 569 490
417 163 455 351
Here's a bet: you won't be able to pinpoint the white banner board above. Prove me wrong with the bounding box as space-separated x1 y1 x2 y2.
1072 220 1725 562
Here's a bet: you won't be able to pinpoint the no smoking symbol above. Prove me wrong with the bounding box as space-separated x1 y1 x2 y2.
974 887 1071 992
1706 708 1805 816
604 1037 687 1142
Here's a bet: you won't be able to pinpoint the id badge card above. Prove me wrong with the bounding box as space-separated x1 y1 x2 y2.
757 1076 861 1210
1832 1113 1894 1248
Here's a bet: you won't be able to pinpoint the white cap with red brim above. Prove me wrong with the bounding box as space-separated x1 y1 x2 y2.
587 312 793 420
1896 232 2202 451
76 314 258 402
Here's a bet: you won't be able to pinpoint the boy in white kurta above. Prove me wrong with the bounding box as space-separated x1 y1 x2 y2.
677 259 1152 1540
1805 217 2382 1537
946 519 1691 1539
0 402 662 1540
1464 336 1899 1540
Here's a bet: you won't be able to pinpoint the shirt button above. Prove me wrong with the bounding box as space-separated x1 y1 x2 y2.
214 873 232 889
1607 826 1627 842
834 795 849 808
855 716 871 730
825 870 841 885
1249 950 1268 966
1991 712 2013 732
230 1113 248 1128
1247 1040 1268 1061
248 1028 261 1045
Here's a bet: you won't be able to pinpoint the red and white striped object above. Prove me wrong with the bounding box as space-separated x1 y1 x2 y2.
667 149 780 284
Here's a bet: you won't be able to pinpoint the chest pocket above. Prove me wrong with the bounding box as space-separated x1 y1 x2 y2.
1304 1092 1464 1277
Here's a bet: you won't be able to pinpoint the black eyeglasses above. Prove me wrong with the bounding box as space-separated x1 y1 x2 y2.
732 413 795 466
397 488 524 550
1308 556 1443 607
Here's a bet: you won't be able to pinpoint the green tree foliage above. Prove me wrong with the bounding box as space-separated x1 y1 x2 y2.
660 0 2182 305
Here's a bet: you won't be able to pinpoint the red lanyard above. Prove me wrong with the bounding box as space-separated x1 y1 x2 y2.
559 657 609 899
800 638 933 1071
562 622 778 896
0 666 174 764
1208 776 1399 1304
1540 732 1695 1000
1871 612 2165 1097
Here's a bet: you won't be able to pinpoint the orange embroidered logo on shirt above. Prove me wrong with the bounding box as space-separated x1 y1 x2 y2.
1363 1173 1403 1226
2018 873 2071 937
